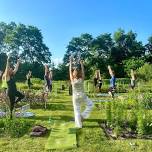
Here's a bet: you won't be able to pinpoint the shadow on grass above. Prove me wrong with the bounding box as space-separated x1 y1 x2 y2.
29 115 74 122
30 103 72 111
85 119 106 123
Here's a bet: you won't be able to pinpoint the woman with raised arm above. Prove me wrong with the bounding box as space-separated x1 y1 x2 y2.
108 65 116 98
130 69 136 89
26 70 33 89
69 57 94 128
2 56 24 118
44 65 52 93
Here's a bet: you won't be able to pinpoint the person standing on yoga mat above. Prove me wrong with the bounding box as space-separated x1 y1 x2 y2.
44 65 52 93
130 69 136 90
2 55 25 118
108 65 116 98
69 57 94 128
26 70 33 89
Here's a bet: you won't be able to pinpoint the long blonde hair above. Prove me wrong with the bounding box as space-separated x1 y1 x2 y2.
72 68 82 79
94 70 100 79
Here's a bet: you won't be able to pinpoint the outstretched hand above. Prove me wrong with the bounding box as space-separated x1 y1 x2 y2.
80 60 84 64
108 65 111 69
7 54 11 61
17 58 21 63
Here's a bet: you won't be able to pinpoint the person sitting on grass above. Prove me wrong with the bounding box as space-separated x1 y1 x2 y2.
108 65 116 99
69 57 94 128
2 55 25 119
130 69 136 90
26 70 33 89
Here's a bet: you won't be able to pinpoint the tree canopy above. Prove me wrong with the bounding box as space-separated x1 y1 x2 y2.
0 22 51 80
0 21 152 80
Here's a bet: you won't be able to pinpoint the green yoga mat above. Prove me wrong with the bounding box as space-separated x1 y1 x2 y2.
45 121 77 150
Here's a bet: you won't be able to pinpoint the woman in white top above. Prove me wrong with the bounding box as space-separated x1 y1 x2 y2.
69 57 94 128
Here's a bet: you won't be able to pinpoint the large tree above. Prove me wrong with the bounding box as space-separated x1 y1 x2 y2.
145 36 152 63
0 22 51 64
113 29 145 61
62 29 146 79
63 33 93 64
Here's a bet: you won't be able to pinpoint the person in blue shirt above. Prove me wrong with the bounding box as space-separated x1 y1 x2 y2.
108 65 116 98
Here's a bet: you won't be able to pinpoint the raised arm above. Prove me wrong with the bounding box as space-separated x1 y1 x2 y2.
69 57 73 81
98 70 101 80
80 60 85 80
44 65 49 76
0 71 3 79
108 65 114 76
3 55 10 77
49 71 53 80
13 58 20 75
131 69 135 79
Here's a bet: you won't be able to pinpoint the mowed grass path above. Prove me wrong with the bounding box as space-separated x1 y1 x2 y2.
0 91 152 152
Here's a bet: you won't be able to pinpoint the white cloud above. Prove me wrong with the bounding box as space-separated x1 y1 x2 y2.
52 57 63 67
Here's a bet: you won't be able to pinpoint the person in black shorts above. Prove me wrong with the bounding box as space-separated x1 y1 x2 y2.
26 70 33 89
2 55 24 119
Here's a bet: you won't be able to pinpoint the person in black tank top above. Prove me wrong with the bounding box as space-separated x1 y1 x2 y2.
2 56 24 119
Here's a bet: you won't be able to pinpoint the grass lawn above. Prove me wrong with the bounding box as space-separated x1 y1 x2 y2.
0 90 152 152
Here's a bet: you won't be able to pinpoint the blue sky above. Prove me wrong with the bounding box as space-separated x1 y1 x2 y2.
0 0 152 64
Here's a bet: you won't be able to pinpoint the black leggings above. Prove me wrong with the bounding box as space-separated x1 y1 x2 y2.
28 82 33 89
7 90 25 118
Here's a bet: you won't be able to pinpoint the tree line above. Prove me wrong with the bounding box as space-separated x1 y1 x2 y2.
0 22 152 80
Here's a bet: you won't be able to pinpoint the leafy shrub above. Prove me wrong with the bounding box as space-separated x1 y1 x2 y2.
137 63 152 81
137 110 145 136
0 119 4 128
142 93 152 109
17 82 42 90
123 58 145 75
106 101 112 127
31 78 44 84
3 118 34 137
